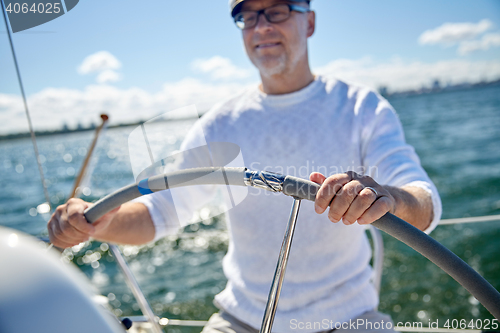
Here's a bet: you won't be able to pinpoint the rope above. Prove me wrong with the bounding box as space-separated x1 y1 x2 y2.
1 0 51 210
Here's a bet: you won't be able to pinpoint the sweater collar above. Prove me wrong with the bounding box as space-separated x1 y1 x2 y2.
255 75 323 107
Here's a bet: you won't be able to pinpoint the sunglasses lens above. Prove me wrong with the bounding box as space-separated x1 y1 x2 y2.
235 12 258 29
265 5 290 23
233 4 298 30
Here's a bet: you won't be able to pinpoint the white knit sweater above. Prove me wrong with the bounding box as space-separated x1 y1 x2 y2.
134 76 442 332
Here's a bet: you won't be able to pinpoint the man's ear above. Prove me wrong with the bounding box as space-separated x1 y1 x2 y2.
307 10 315 37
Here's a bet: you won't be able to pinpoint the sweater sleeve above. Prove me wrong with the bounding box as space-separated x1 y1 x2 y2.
359 90 442 234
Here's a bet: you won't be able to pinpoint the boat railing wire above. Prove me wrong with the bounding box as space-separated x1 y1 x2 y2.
438 214 500 225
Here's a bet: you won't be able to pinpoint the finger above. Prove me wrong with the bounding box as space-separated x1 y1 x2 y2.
342 187 378 225
48 219 82 248
314 173 351 214
50 215 89 243
50 236 74 249
48 208 69 247
60 218 92 242
328 180 363 224
66 199 95 235
309 172 326 185
50 206 63 224
357 196 393 225
48 203 89 247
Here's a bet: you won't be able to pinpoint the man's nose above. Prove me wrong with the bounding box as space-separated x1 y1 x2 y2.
254 12 273 31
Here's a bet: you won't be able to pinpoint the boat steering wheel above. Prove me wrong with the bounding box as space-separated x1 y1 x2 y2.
84 167 500 327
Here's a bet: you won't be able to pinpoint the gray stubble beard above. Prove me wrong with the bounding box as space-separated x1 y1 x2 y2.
255 53 289 78
253 41 307 80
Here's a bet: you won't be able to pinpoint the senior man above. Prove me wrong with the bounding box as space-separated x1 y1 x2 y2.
48 0 441 332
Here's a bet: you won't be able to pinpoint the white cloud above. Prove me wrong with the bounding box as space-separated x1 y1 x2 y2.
96 70 121 83
418 19 493 45
191 56 252 80
0 78 254 134
314 57 500 92
77 51 122 75
458 33 500 55
3 56 500 135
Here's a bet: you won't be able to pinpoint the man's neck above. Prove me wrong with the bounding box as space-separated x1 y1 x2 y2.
259 61 315 95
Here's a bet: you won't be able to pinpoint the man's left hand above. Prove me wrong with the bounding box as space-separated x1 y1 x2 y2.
310 171 395 225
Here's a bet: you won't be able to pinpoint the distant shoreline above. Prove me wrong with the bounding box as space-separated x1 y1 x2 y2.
1 79 499 141
381 77 500 99
0 115 202 141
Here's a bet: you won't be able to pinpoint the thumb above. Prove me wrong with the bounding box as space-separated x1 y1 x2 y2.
309 172 326 185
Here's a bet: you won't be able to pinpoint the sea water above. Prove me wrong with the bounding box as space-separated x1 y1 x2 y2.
0 85 499 332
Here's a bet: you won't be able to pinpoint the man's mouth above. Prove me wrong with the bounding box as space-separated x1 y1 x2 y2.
255 42 281 49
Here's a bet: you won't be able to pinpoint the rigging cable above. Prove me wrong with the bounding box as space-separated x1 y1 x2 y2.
1 0 52 211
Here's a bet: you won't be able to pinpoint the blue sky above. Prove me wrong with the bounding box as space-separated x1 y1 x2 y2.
1 0 500 133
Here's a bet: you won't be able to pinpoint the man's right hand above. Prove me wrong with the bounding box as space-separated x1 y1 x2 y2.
48 198 120 248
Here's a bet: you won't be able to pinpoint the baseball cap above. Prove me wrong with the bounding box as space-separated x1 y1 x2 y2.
229 0 311 17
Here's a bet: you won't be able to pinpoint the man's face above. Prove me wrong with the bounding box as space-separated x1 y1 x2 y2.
239 0 315 78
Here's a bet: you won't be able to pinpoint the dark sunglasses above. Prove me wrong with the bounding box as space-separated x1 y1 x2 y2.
233 3 310 30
